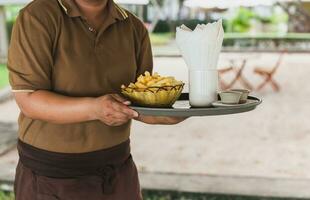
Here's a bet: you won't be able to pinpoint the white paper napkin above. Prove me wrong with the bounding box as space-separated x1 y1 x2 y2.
176 20 224 70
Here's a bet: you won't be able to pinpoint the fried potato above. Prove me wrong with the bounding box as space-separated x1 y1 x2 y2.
135 82 147 89
144 71 151 77
128 83 136 88
122 71 183 91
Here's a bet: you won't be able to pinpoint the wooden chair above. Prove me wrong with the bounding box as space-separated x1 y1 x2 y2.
219 59 253 90
254 51 286 92
218 66 233 90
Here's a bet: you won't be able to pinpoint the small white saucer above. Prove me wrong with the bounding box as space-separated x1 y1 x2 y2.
212 100 256 108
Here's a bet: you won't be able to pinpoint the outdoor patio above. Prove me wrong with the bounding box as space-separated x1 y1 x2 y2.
0 52 309 198
1 0 310 199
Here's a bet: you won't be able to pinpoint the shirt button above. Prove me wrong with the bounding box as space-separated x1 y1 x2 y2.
89 27 95 32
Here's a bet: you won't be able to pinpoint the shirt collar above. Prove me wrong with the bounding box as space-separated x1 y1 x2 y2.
57 0 128 20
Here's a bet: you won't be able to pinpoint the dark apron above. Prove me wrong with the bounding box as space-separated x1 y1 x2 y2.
15 140 142 200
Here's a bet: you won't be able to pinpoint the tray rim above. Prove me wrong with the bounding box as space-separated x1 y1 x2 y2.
130 93 262 117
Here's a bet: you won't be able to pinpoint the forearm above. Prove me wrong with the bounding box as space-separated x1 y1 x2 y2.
14 90 97 124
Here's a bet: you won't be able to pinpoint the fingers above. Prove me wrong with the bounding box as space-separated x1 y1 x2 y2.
97 94 140 126
116 104 139 118
111 94 131 105
111 99 138 118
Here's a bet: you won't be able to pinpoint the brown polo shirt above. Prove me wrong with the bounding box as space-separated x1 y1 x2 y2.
8 0 153 153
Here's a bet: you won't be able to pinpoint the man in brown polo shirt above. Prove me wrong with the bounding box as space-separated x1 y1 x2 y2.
8 0 185 199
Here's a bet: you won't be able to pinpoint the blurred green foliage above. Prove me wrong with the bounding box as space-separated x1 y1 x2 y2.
153 7 288 34
5 6 22 40
150 33 173 46
0 64 9 89
173 19 209 31
153 20 171 33
0 191 14 200
153 19 211 33
153 9 258 34
2 4 289 37
225 7 288 33
255 11 288 25
226 8 256 33
5 6 21 21
6 21 14 42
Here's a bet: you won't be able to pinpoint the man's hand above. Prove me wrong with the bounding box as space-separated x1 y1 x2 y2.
14 91 182 126
14 91 137 125
135 115 187 125
93 94 138 126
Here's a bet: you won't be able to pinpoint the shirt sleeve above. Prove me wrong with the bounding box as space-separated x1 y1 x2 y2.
7 10 54 92
136 29 153 77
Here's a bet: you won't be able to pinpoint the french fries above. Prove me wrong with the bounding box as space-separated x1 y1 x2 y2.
121 71 183 90
121 71 185 107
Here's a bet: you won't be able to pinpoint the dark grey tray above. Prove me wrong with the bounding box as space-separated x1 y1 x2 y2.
130 93 262 117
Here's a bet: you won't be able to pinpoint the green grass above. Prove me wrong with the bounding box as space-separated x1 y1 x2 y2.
0 191 13 200
150 33 174 46
0 64 9 89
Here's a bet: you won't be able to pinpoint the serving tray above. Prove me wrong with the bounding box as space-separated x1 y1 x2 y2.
130 93 262 117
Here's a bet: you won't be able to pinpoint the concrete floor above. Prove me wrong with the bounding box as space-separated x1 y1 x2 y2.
0 53 310 197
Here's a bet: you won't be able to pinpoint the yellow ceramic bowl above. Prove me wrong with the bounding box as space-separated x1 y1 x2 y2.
121 84 184 108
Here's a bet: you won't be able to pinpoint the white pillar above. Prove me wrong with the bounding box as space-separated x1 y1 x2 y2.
0 6 8 61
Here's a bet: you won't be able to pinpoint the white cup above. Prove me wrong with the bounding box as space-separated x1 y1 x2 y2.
189 70 218 107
